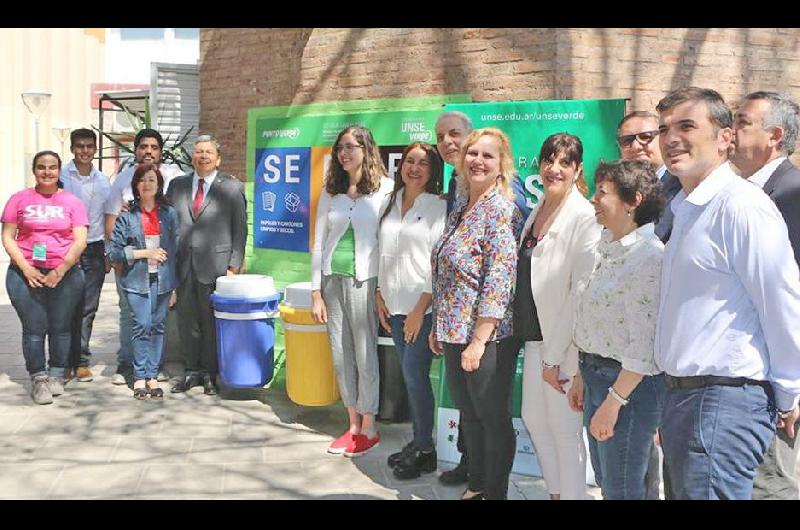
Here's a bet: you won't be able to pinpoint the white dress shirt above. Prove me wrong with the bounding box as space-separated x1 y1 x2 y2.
311 177 394 290
657 164 667 180
378 190 446 316
574 223 664 375
60 160 111 243
655 162 800 411
748 156 787 189
191 170 218 208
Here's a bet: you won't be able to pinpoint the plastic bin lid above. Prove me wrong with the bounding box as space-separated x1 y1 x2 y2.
282 281 313 309
214 274 276 298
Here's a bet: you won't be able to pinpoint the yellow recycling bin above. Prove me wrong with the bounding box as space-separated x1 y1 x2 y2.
279 282 340 406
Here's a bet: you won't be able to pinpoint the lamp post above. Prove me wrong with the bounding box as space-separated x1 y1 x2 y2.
52 127 71 160
21 91 52 155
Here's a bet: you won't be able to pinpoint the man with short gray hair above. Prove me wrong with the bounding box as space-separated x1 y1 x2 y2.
731 90 800 500
168 135 247 395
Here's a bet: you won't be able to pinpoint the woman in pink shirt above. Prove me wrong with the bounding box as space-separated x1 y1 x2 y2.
1 151 88 405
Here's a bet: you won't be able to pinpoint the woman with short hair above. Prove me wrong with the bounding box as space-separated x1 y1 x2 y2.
568 158 667 499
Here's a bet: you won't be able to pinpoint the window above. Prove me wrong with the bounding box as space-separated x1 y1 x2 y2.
174 28 199 40
120 28 165 40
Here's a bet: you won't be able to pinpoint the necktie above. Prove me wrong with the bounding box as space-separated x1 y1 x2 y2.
193 178 205 216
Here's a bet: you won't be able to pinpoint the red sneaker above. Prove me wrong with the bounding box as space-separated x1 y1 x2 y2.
328 430 355 454
344 433 380 458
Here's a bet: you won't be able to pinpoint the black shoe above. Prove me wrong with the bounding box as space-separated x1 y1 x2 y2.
387 441 415 468
393 449 437 480
439 456 469 485
171 373 202 393
203 374 217 396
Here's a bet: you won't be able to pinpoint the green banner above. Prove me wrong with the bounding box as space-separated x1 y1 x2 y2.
445 98 627 203
245 94 471 288
244 94 471 389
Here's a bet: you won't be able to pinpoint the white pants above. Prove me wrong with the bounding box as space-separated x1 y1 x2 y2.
521 341 587 499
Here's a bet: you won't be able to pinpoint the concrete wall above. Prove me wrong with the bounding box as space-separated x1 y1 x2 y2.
200 28 800 179
0 28 105 208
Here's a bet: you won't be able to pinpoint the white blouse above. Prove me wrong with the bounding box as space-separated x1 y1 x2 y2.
378 190 446 316
574 223 664 375
311 177 394 290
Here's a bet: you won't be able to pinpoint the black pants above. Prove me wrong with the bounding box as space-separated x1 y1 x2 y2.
176 270 218 376
444 337 520 499
69 241 106 368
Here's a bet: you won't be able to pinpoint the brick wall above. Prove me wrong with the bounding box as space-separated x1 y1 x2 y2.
200 28 800 178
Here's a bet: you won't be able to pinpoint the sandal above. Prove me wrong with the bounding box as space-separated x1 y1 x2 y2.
147 379 164 400
133 388 148 400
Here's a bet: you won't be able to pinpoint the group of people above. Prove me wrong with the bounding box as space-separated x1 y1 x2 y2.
2 128 247 403
5 84 800 501
310 86 800 501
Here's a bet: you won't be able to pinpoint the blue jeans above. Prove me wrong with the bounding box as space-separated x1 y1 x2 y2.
580 354 665 499
70 240 106 367
661 382 776 499
389 313 435 452
115 272 134 368
126 274 170 381
6 265 85 378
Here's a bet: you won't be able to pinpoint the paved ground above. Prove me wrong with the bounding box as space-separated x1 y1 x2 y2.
0 258 601 500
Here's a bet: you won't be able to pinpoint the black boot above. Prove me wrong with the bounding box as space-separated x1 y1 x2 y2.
387 441 415 468
393 449 437 480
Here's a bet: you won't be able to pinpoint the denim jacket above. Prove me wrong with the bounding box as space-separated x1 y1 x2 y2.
110 202 179 295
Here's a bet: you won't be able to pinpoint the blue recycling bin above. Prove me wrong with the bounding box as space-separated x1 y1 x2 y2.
210 292 281 388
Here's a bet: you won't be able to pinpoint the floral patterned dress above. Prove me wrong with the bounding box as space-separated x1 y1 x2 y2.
431 186 523 344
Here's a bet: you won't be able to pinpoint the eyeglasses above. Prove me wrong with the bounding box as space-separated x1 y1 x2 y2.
335 144 364 153
618 130 659 148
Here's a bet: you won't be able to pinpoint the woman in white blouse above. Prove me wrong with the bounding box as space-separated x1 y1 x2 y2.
518 133 601 500
311 125 394 458
568 159 667 499
376 142 446 480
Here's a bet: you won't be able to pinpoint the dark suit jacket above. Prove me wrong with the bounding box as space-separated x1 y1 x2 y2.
166 172 248 285
655 170 682 244
762 159 800 268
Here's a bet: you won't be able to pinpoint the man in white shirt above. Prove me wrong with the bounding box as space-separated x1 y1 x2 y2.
730 91 800 500
60 129 111 383
655 86 800 499
104 129 180 386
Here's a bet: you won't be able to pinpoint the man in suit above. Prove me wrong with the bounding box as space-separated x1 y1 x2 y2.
168 135 248 395
731 91 800 500
617 111 682 244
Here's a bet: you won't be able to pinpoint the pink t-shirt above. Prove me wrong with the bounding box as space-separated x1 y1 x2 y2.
1 188 89 269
